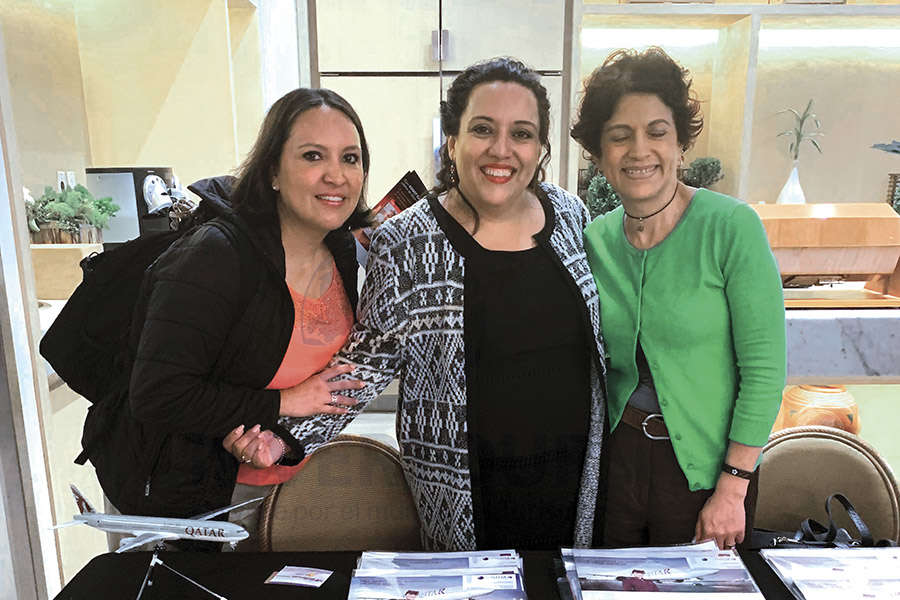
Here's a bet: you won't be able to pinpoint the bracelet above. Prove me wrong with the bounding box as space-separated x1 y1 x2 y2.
722 463 755 480
273 436 288 465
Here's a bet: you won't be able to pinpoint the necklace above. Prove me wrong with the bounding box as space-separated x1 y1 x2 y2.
623 184 679 232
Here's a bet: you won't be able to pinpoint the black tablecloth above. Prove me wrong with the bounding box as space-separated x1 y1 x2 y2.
54 549 794 600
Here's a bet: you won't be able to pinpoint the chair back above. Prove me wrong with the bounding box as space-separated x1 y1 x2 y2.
258 434 422 551
756 425 900 543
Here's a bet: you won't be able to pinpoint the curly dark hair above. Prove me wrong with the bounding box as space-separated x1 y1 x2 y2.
571 47 703 159
433 57 551 230
230 88 372 230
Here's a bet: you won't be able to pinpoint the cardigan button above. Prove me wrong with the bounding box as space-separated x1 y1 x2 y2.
674 433 682 441
687 463 694 469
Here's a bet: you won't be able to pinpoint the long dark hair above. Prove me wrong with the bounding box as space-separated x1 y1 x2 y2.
231 88 372 230
433 57 552 231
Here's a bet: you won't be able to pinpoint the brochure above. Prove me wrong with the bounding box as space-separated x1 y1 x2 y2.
563 542 763 598
358 550 521 572
353 170 427 267
263 565 332 587
347 571 526 599
350 550 525 599
760 547 900 600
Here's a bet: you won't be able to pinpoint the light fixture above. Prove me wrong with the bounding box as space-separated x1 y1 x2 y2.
759 29 900 48
582 28 720 49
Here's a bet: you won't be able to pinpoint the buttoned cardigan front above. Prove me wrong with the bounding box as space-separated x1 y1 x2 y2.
583 189 786 491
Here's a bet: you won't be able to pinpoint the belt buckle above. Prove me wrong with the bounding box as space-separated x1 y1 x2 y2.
641 413 669 440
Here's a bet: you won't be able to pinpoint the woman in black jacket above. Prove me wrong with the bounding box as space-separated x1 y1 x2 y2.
120 88 369 535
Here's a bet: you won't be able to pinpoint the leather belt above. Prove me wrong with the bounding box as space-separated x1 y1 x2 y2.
620 404 670 440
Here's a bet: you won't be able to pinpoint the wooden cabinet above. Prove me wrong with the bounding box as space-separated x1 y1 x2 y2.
316 0 564 73
441 0 564 71
316 0 440 72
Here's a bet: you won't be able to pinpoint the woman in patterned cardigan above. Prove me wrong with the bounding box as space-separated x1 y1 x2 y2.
281 58 608 551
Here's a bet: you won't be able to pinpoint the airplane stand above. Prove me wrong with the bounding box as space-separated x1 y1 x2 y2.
135 549 227 600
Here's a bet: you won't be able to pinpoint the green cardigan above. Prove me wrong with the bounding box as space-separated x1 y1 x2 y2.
584 189 786 490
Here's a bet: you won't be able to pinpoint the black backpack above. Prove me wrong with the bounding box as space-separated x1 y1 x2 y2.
39 177 257 467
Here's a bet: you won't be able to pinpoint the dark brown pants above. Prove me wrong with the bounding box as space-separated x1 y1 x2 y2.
602 420 757 548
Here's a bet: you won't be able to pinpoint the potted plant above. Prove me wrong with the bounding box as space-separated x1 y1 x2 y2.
585 170 621 220
776 99 823 204
872 140 900 216
681 157 724 189
26 184 119 243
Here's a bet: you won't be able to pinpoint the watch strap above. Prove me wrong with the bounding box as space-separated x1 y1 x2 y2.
722 463 754 480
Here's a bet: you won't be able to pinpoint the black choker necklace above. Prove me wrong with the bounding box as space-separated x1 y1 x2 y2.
623 184 679 232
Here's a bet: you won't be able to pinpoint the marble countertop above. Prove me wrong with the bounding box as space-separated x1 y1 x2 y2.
786 308 900 384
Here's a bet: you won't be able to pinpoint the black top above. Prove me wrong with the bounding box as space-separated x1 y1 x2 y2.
429 192 591 549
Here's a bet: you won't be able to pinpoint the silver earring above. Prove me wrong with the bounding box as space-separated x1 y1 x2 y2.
449 162 459 187
272 182 279 191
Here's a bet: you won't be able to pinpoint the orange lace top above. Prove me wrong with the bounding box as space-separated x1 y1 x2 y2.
237 262 353 486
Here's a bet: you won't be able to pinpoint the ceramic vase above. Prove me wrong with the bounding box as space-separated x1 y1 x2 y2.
773 385 860 434
776 161 806 205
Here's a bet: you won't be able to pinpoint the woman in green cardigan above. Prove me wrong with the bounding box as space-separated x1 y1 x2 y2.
571 47 786 550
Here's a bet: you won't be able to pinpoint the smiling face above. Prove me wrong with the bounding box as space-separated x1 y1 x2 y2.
273 105 364 234
447 81 543 210
596 92 682 207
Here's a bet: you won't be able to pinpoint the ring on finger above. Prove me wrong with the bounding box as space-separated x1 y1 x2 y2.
329 391 339 407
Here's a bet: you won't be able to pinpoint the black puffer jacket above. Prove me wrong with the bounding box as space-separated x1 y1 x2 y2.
97 176 359 517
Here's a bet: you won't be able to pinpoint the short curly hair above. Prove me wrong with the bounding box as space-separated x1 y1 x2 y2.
571 47 703 159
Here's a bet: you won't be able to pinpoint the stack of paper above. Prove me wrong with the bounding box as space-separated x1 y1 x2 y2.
760 547 900 600
561 541 763 599
348 550 526 599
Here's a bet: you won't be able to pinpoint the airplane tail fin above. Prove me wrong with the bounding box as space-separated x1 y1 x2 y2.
69 484 96 514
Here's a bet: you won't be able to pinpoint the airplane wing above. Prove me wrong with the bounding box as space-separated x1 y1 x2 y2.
115 532 178 553
190 496 265 521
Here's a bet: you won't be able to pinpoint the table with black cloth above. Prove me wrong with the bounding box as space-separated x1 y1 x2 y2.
54 550 794 600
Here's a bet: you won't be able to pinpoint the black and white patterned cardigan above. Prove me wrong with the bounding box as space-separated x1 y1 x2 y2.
281 182 607 551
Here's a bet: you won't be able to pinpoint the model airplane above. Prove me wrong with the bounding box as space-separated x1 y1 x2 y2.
55 484 262 552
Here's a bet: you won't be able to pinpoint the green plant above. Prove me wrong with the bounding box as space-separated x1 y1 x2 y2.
26 184 119 233
778 99 823 161
585 172 621 219
871 140 900 215
872 140 900 155
681 157 724 189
